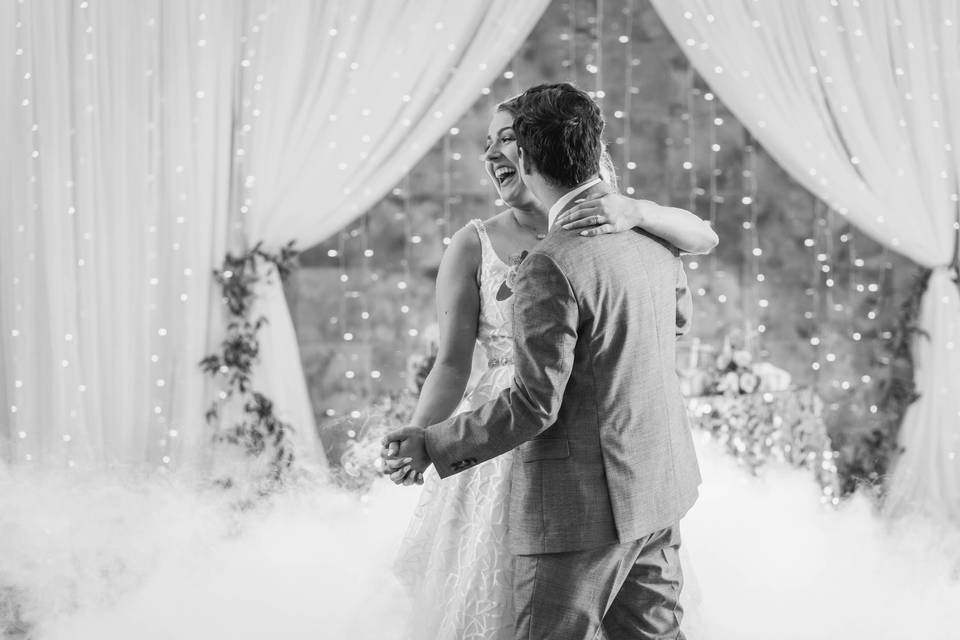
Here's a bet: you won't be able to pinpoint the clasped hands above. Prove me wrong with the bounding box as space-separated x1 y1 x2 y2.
379 426 432 486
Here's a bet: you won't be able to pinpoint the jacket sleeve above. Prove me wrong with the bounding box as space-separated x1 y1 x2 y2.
675 261 693 337
424 250 579 478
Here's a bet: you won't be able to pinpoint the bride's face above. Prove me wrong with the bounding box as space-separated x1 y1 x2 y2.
483 109 538 209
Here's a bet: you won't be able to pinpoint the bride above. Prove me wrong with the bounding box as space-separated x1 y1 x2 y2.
389 94 717 640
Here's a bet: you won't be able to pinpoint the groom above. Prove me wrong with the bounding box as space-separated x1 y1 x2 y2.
382 82 701 639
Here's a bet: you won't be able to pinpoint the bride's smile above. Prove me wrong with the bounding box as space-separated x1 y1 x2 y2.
483 109 536 210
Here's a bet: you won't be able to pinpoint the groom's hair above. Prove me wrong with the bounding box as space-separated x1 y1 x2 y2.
512 83 604 189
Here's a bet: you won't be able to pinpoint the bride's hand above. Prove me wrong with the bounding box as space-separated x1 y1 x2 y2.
380 436 426 486
382 455 424 485
556 192 644 236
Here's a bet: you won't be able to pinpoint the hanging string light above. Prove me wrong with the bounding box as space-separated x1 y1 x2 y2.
705 90 720 281
359 212 378 389
401 174 417 343
821 208 843 413
808 197 826 385
620 0 636 195
440 133 453 248
591 0 604 101
11 0 28 463
563 1 577 83
742 133 764 351
147 6 165 469
683 66 704 303
448 119 464 236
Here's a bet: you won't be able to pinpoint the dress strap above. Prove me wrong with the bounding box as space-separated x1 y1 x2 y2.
469 218 494 265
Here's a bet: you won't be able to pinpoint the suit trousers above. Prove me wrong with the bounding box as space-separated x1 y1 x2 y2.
512 525 685 640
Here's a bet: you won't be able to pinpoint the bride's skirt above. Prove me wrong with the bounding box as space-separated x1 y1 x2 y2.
394 452 514 640
394 364 515 640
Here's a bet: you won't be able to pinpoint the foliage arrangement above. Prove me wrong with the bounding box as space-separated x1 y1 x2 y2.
834 267 931 500
323 391 420 493
200 240 300 488
323 338 436 493
687 388 842 503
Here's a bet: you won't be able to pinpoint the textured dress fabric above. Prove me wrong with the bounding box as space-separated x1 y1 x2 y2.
394 219 518 640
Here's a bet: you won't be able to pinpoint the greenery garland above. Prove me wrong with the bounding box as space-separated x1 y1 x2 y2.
200 240 300 487
836 267 931 500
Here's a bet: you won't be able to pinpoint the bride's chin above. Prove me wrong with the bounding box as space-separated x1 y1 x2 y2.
500 183 529 207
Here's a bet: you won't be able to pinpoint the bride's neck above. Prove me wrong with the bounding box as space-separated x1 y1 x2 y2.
511 201 547 228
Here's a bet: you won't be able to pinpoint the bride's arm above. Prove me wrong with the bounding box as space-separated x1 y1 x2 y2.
556 193 719 255
407 226 482 430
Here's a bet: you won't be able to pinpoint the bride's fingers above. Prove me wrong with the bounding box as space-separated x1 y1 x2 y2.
563 213 608 230
557 203 598 223
402 468 420 486
390 465 412 483
555 206 607 229
415 473 425 485
579 224 615 237
555 204 597 226
383 457 413 472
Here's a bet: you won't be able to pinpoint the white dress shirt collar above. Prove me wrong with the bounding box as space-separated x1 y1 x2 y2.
547 177 603 230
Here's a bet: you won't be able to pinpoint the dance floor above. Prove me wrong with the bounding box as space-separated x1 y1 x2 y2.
2 433 958 639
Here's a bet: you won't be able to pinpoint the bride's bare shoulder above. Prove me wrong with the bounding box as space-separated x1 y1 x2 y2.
479 210 515 234
441 222 483 273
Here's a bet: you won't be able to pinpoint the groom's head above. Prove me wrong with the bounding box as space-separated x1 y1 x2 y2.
513 83 604 195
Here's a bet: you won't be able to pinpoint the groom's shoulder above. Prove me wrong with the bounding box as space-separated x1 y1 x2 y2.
539 225 676 262
531 228 584 266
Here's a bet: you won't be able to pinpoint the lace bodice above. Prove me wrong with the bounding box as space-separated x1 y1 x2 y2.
470 219 514 367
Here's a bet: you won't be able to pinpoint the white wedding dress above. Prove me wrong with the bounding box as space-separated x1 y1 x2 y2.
394 219 516 640
394 219 702 640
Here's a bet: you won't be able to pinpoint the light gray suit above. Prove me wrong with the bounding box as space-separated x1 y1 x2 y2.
424 183 701 639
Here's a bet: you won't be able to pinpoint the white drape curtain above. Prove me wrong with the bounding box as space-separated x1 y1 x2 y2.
232 0 551 468
0 0 236 471
0 0 550 472
651 0 960 524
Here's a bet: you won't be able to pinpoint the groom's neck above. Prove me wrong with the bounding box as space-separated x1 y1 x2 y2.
539 175 600 210
536 184 566 210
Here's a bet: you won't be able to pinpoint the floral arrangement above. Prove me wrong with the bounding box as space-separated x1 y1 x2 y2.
687 389 842 504
679 332 792 398
680 331 841 504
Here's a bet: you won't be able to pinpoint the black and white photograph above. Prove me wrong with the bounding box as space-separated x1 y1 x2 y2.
2 1 959 638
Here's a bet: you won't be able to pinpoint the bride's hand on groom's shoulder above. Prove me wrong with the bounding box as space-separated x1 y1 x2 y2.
555 192 639 236
380 426 430 486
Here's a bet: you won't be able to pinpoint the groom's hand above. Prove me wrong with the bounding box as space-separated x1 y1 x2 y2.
381 426 431 486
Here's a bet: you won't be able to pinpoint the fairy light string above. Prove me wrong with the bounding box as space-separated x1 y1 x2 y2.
591 0 604 101
620 0 636 195
742 134 764 350
565 0 577 82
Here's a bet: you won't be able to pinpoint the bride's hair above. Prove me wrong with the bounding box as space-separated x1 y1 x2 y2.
497 94 620 193
598 146 619 192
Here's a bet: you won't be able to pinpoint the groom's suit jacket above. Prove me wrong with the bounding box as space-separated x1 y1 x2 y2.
424 184 701 556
